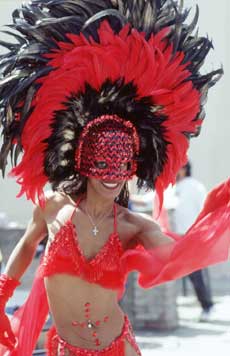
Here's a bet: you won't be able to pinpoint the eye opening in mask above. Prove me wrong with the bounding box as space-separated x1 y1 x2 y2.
94 160 108 169
120 161 132 171
126 161 132 171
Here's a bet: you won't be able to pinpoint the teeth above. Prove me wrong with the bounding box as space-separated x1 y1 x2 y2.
102 182 119 189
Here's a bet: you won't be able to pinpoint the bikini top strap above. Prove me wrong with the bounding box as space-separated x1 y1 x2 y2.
113 203 118 234
70 197 117 232
70 196 82 221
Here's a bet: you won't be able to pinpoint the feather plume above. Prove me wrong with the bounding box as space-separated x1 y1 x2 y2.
0 0 223 204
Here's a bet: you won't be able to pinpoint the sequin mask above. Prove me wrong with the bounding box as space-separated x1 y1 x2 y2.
76 115 140 181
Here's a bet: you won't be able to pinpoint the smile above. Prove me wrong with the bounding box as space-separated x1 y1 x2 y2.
101 182 120 190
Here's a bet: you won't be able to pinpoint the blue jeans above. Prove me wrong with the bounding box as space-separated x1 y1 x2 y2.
188 269 214 311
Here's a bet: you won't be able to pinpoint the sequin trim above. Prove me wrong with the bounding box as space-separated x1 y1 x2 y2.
75 114 140 181
41 220 125 289
47 315 141 356
71 302 109 347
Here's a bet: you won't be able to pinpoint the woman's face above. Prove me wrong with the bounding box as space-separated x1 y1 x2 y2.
87 161 128 200
77 121 138 182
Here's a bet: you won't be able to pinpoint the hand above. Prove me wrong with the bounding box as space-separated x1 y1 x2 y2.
0 311 17 350
0 274 20 350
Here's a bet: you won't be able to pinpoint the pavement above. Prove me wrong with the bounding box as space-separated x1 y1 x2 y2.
7 292 230 355
137 295 230 356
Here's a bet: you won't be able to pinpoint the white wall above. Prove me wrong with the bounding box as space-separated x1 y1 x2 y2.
0 0 229 226
0 0 33 226
186 0 230 187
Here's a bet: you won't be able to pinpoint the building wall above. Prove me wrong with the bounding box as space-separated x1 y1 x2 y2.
187 0 230 187
0 0 34 226
0 0 229 226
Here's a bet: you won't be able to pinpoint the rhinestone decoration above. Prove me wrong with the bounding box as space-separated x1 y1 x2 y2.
75 114 140 181
71 302 110 347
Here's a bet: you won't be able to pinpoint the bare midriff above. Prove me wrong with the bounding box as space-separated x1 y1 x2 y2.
44 274 124 350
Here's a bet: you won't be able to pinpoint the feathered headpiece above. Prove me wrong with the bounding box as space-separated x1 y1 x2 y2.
0 0 223 206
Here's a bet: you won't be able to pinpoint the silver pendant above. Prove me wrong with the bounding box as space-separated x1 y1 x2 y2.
87 320 94 329
92 226 99 236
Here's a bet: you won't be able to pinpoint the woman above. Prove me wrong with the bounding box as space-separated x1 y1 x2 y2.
0 1 229 355
1 114 174 355
1 174 172 356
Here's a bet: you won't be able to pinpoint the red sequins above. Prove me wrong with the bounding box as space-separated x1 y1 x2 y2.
40 219 124 288
75 114 140 181
48 315 142 355
72 302 110 347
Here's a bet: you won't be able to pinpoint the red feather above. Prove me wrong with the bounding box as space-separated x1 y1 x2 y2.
11 21 201 204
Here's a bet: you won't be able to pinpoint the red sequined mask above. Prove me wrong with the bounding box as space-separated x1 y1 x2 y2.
76 115 140 180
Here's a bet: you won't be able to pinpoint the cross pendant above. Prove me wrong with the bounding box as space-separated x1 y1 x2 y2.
92 226 99 236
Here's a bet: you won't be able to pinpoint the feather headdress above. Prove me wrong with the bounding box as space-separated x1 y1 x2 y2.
0 0 223 205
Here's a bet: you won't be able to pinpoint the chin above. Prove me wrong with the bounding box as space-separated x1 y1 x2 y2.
88 177 125 200
99 181 123 198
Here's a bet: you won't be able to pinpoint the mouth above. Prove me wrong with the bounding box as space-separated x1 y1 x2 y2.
101 182 121 190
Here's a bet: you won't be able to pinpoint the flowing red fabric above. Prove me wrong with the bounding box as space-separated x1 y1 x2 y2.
0 271 49 356
121 179 230 288
0 179 229 355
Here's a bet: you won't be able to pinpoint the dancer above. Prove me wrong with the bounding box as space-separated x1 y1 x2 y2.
0 1 229 355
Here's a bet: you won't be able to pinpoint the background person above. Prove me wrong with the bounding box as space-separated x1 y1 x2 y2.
172 162 215 322
0 1 228 356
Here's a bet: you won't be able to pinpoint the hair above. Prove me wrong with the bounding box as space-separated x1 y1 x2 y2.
184 161 192 177
55 175 129 208
0 0 223 206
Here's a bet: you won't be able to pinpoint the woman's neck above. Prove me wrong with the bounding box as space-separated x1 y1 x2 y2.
82 189 115 219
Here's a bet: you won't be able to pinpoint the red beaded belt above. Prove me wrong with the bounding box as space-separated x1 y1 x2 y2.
46 315 141 356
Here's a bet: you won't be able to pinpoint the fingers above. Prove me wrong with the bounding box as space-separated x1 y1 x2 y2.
5 328 17 347
0 330 17 350
0 336 15 350
0 314 17 350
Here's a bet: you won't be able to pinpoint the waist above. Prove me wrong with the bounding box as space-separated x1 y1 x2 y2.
45 274 122 330
45 277 125 350
49 314 129 352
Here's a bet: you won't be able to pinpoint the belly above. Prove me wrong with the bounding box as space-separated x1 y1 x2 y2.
44 274 124 349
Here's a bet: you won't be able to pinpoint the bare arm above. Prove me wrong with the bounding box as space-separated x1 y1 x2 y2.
135 213 173 249
4 205 48 280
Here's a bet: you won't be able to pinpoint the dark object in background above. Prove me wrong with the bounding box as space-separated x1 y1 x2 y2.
35 235 48 258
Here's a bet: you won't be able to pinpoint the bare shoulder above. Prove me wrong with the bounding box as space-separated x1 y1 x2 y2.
117 205 172 249
41 190 76 222
118 205 159 232
20 191 78 247
116 205 160 247
26 190 61 232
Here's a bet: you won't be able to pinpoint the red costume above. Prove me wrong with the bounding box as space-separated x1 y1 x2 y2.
0 180 229 355
0 1 229 355
47 316 141 356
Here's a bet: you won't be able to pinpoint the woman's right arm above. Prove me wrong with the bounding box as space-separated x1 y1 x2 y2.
4 204 48 280
0 204 48 349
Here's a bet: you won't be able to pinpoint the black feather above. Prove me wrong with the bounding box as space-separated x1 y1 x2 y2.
0 0 223 188
44 79 168 191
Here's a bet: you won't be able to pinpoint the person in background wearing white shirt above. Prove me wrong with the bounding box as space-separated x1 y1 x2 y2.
173 162 214 322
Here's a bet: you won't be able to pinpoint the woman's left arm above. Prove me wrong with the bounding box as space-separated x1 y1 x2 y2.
136 214 174 250
122 180 230 289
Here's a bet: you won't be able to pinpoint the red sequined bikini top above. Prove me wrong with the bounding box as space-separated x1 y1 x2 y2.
39 182 230 294
40 199 126 291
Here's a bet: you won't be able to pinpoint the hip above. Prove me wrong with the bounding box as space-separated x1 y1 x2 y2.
46 315 141 356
